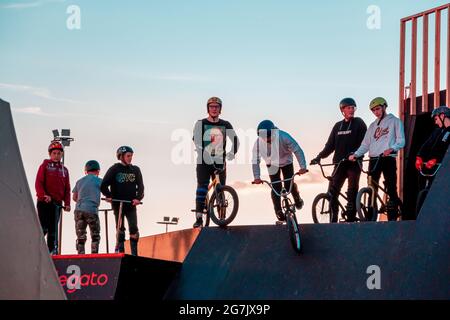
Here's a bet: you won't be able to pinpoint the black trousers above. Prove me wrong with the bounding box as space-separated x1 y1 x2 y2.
369 156 400 221
113 203 139 252
268 163 300 213
328 161 361 222
37 201 61 253
195 163 226 212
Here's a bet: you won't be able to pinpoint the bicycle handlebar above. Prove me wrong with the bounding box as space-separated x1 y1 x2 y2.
101 198 143 205
418 163 442 177
310 158 347 180
253 171 308 197
355 154 384 175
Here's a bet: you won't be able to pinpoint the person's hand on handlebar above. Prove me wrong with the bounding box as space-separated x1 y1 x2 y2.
297 168 308 175
132 199 142 206
348 153 357 161
425 158 437 169
383 148 394 157
252 178 263 184
415 156 423 170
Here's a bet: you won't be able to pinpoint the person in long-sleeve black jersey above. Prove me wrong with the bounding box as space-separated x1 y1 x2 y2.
192 97 239 228
101 146 144 255
416 106 450 188
310 98 367 222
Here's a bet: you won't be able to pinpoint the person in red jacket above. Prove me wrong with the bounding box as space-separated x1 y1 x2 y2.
35 141 71 254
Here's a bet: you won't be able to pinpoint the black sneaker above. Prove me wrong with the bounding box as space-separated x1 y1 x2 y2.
193 217 203 228
294 195 304 210
275 210 286 222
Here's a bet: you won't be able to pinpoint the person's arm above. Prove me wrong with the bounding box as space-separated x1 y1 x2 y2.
357 119 368 145
35 162 47 201
226 122 240 157
100 167 114 198
252 140 262 180
72 181 78 202
391 118 406 153
353 127 371 158
316 124 337 160
135 167 145 201
284 133 307 170
192 120 203 152
417 129 437 158
64 168 71 210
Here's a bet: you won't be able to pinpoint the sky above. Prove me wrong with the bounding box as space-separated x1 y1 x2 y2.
1 0 449 254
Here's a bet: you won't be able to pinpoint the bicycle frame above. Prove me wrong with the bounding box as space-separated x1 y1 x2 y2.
260 173 300 216
357 156 390 213
313 160 349 220
418 163 442 188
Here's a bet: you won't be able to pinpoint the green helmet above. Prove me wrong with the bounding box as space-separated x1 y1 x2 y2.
85 160 100 172
339 97 357 109
369 97 388 110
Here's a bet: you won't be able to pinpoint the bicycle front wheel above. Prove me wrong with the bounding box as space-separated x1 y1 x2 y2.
286 212 302 253
209 185 239 227
204 195 211 227
356 187 378 222
312 193 332 223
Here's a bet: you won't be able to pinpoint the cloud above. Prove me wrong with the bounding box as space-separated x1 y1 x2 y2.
0 82 80 104
1 0 65 9
13 106 50 116
11 106 173 126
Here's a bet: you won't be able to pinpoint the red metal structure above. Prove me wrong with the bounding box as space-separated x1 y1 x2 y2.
398 3 450 204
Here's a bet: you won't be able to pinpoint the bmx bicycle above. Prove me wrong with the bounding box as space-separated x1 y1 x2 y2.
253 172 306 253
310 159 359 223
191 165 239 227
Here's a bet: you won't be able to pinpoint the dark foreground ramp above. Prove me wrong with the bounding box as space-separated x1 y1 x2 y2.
0 99 65 299
166 151 450 300
53 254 181 300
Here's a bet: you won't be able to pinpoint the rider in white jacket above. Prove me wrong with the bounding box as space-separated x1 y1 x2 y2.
349 97 405 221
252 120 308 222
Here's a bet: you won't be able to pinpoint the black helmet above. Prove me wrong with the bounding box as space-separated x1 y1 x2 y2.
85 160 100 172
257 120 276 137
116 146 134 160
339 97 357 109
431 106 450 118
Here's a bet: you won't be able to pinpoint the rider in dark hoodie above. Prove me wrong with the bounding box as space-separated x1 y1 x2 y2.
101 146 144 256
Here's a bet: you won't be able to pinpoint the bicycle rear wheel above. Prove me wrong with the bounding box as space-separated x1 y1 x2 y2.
356 187 378 221
312 193 332 223
209 185 239 227
286 212 302 253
